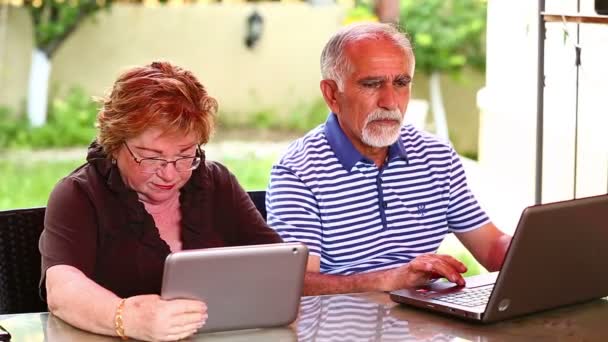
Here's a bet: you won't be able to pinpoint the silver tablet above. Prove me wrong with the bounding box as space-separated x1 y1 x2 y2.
161 242 308 333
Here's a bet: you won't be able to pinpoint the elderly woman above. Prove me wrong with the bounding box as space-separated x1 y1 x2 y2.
39 61 282 341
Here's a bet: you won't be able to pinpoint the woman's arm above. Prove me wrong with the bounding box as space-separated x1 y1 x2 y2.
46 265 208 341
46 265 122 336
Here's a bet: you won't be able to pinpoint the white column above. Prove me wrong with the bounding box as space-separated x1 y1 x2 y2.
27 49 51 127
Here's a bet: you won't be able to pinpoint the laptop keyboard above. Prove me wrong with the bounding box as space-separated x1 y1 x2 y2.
433 285 493 307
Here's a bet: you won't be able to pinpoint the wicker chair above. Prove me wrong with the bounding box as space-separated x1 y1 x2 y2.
247 190 267 221
0 191 268 314
0 207 48 314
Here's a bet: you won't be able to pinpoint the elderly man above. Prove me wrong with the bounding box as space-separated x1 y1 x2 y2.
266 23 511 296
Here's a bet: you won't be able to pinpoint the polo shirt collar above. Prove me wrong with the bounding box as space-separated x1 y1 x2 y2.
324 112 408 170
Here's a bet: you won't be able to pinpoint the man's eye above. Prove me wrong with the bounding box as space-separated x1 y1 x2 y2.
395 78 411 87
362 81 381 88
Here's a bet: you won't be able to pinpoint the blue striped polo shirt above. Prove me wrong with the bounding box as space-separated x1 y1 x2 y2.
266 113 489 275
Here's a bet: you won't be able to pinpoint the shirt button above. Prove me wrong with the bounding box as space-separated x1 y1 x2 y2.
383 201 388 209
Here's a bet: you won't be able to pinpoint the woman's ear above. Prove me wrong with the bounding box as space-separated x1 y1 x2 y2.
320 79 341 114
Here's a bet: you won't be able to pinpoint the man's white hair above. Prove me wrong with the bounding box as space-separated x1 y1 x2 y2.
320 22 414 91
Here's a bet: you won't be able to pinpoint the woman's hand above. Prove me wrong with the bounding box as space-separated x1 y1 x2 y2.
122 294 207 341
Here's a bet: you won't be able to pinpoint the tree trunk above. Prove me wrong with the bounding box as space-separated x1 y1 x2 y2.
429 71 450 141
27 49 51 127
374 0 400 24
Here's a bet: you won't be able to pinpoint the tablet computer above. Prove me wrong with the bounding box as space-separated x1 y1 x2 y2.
161 242 308 333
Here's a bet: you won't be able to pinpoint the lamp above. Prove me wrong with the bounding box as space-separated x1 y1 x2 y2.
596 0 608 15
245 10 264 49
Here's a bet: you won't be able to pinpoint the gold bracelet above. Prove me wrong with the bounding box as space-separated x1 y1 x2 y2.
114 298 128 340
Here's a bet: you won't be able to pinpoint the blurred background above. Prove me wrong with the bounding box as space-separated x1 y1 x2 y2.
1 0 606 276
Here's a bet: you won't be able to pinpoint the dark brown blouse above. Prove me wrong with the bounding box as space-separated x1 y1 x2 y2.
39 142 281 299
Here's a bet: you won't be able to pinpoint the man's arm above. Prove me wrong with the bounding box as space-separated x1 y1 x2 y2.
455 222 512 272
303 254 469 296
303 255 390 295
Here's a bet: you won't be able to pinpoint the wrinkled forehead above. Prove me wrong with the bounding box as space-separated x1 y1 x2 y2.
344 38 415 77
345 35 414 59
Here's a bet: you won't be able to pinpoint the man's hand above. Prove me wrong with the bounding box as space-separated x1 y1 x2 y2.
383 254 468 291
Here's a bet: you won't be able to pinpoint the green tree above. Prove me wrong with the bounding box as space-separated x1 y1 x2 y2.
24 0 114 127
399 0 487 140
26 0 113 58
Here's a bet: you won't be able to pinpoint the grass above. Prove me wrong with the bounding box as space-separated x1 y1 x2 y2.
221 155 275 191
0 155 275 211
0 159 85 210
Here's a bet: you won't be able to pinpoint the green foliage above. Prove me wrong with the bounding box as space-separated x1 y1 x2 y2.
0 107 24 148
399 0 487 75
25 0 113 58
221 155 276 191
0 87 97 149
2 89 327 149
342 0 487 76
45 86 98 145
456 251 485 277
460 149 479 161
218 97 329 134
284 98 330 132
438 238 486 277
344 4 377 24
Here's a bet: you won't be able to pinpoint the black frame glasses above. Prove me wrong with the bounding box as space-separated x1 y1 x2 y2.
123 142 202 174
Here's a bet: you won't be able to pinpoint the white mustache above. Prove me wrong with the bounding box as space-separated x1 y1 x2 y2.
365 110 403 125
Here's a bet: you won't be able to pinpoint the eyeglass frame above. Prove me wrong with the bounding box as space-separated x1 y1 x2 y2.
122 142 203 174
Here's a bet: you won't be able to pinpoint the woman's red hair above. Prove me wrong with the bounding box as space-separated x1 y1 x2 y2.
96 61 217 157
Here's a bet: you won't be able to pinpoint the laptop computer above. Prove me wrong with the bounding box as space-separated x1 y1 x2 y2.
161 242 308 333
390 194 608 323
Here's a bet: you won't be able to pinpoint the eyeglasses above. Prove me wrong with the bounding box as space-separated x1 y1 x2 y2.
123 142 202 174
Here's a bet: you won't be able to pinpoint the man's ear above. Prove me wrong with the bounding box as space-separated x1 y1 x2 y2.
320 79 341 114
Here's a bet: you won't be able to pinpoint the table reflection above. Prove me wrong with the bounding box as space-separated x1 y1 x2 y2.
45 314 121 341
1 294 608 341
296 294 465 341
0 311 296 342
47 314 296 342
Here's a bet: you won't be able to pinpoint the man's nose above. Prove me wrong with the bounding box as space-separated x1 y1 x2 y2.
377 86 399 111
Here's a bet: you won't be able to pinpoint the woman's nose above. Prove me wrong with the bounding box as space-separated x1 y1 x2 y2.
156 161 179 180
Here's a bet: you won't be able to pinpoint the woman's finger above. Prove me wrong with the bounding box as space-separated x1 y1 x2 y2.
166 313 208 335
165 299 207 315
164 328 198 342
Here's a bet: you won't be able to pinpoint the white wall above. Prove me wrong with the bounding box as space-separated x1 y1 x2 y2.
477 0 539 233
573 1 608 199
542 0 608 202
480 0 607 233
